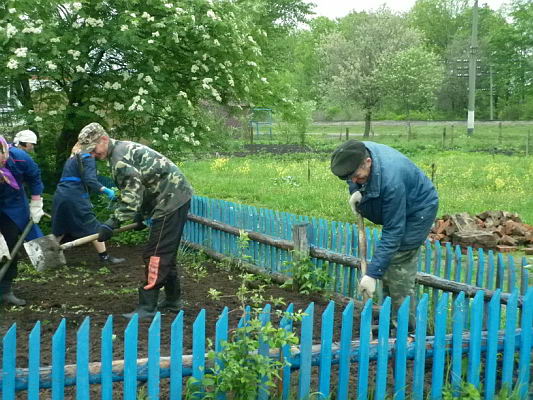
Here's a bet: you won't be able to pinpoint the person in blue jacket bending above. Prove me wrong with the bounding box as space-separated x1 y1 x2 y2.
331 140 439 332
0 135 45 306
51 143 125 265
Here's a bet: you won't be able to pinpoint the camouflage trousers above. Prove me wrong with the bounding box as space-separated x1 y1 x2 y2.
381 247 420 333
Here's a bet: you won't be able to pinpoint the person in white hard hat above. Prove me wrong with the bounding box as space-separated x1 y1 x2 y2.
13 129 38 153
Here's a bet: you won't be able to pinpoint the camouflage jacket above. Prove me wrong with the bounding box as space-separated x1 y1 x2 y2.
107 139 193 222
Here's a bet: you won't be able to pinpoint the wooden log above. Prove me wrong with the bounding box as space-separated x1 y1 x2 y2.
186 214 523 306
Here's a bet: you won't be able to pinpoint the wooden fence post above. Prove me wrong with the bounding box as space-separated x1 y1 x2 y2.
450 124 454 147
498 122 502 144
250 126 254 145
442 127 446 150
526 129 531 157
292 223 310 259
345 127 349 140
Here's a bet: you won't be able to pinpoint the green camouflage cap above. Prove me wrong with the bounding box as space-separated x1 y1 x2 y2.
330 140 367 180
78 122 107 152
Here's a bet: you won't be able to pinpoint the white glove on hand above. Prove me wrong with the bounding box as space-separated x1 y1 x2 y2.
358 275 377 298
29 198 44 223
348 191 362 215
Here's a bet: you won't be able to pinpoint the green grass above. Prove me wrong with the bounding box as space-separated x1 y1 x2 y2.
181 149 533 226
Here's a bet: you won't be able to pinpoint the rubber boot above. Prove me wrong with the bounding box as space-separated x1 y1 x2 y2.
158 279 182 311
122 287 159 320
1 289 27 306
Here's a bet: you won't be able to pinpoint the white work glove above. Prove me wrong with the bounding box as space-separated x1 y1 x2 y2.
358 275 377 298
348 191 362 215
29 198 44 223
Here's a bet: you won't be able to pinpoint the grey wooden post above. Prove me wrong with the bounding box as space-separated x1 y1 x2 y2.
292 223 310 259
498 122 502 144
345 127 349 140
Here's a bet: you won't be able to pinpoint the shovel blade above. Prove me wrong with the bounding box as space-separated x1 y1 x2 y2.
23 234 66 271
0 233 10 262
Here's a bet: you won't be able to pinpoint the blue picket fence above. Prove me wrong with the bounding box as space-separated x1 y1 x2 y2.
2 290 532 399
2 195 532 398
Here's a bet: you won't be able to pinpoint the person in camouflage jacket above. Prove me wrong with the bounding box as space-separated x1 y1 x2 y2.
77 122 193 319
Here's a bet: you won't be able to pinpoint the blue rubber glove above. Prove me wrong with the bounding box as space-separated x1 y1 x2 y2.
144 218 153 227
102 187 116 200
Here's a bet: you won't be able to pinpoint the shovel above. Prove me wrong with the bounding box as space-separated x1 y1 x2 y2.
24 223 139 271
0 219 35 282
0 233 10 262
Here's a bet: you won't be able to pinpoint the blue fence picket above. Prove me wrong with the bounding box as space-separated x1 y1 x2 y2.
486 250 495 290
2 324 16 400
501 290 518 390
357 299 373 400
517 288 533 400
52 319 66 400
124 314 138 400
466 247 474 285
76 317 90 400
192 309 206 385
257 304 271 400
431 292 449 400
476 248 485 288
453 245 462 282
318 301 335 399
101 315 113 400
484 290 501 399
375 297 391 400
28 321 41 399
467 291 484 389
497 252 505 289
413 294 428 400
520 257 529 295
170 311 184 400
508 255 516 293
394 297 410 400
280 303 294 400
148 312 161 399
298 302 314 400
444 242 452 280
451 292 466 396
336 301 354 400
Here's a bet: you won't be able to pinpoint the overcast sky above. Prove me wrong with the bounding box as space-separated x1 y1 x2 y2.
307 0 509 20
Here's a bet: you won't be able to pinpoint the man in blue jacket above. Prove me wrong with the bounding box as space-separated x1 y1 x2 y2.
0 135 44 306
331 140 438 331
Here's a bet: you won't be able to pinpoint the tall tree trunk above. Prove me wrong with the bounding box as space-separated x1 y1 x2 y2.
364 110 372 137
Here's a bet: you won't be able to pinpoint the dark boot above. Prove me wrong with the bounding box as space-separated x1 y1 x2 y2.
1 289 27 306
122 287 159 320
158 279 182 311
99 253 126 265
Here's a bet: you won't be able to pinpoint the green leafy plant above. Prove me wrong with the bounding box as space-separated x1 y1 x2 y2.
186 231 301 399
281 252 330 295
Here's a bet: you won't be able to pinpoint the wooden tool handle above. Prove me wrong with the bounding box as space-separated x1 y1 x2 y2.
60 223 140 250
357 212 367 276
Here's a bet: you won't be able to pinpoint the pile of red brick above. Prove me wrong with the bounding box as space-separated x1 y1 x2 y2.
429 211 533 253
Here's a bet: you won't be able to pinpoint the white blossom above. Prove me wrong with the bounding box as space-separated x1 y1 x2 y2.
206 10 218 20
120 25 128 31
122 71 131 80
95 110 106 118
114 102 124 110
152 31 160 37
213 39 220 46
34 116 43 122
72 2 82 11
201 64 209 72
143 76 153 85
6 24 18 38
246 61 257 67
153 66 160 72
130 13 137 18
202 77 213 84
162 133 169 141
68 49 81 60
153 127 160 133
86 18 104 27
76 65 85 72
48 110 58 115
72 22 81 29
178 91 187 98
22 26 42 34
8 8 16 14
260 77 268 83
148 39 154 44
111 82 121 90
50 37 60 43
7 59 18 69
191 65 199 73
14 47 28 58
141 12 155 22
138 87 148 95
89 105 97 112
164 3 173 8
46 61 57 70
96 38 107 44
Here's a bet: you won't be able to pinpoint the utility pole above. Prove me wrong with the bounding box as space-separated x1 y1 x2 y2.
467 0 479 136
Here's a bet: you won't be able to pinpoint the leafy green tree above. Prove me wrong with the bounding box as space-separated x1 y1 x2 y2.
318 8 421 135
381 46 444 122
0 0 307 171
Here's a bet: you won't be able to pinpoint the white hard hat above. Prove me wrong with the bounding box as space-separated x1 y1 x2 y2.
14 129 38 145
